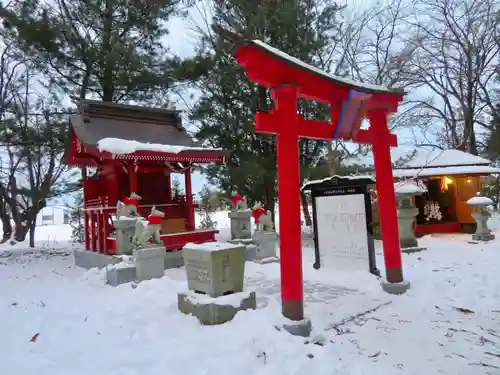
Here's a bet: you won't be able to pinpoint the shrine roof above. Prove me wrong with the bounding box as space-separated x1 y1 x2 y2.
69 100 225 159
344 148 500 177
249 40 404 95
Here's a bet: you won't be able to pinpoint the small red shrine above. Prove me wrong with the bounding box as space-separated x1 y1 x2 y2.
66 100 227 253
220 29 408 324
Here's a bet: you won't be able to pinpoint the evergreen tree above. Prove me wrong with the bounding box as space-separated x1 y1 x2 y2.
171 177 184 197
69 191 85 243
0 0 187 103
198 184 218 229
179 0 344 217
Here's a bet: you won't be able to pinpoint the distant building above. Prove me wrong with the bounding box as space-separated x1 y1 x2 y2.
36 206 71 226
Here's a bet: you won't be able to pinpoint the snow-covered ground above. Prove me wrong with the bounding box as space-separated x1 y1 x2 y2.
1 213 500 375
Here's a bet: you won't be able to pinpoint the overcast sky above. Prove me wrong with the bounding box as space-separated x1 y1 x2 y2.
163 3 420 196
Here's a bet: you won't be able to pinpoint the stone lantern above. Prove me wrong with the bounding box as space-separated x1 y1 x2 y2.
467 193 495 241
394 180 427 252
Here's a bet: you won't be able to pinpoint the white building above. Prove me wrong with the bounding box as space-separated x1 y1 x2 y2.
36 206 71 226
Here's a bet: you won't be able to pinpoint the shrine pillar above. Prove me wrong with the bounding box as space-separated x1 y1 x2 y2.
368 111 409 293
184 168 195 231
166 173 172 201
128 162 138 194
271 85 304 322
81 167 90 251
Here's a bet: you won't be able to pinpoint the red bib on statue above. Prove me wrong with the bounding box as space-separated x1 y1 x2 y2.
148 215 162 225
252 208 265 224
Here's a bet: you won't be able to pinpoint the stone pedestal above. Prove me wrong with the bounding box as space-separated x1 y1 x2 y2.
252 230 278 260
381 279 411 295
114 218 139 255
228 210 252 240
183 242 246 297
179 242 255 325
227 238 257 261
133 246 166 281
471 211 495 241
177 290 256 325
106 262 137 286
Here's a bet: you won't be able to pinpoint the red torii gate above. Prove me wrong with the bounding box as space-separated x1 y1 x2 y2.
222 31 409 325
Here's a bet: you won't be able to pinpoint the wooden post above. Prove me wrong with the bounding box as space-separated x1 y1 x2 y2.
184 168 195 231
128 162 138 194
90 211 97 251
102 211 108 254
369 110 404 283
97 210 104 252
166 173 172 201
81 167 90 250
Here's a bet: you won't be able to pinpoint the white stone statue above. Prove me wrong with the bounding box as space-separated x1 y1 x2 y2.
252 201 274 232
116 192 142 219
132 206 165 248
231 191 248 211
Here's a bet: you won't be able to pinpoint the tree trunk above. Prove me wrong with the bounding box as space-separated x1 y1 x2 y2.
29 216 37 248
14 222 29 243
0 199 12 243
300 190 312 226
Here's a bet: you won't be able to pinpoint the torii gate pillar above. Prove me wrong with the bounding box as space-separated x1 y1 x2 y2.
272 85 304 322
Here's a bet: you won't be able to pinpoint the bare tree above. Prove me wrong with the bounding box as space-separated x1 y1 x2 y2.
405 0 500 154
0 57 77 246
0 40 25 242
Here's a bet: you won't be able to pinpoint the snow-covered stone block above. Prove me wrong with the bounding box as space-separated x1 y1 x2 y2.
252 231 278 260
182 242 246 298
106 263 137 286
164 249 184 269
133 247 165 281
227 238 257 260
74 249 122 270
177 290 256 325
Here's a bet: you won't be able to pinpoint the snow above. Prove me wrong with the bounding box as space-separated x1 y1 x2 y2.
467 196 494 207
2 214 500 374
183 289 254 308
394 180 427 195
97 138 222 155
345 148 500 178
346 148 497 168
252 40 398 93
302 174 374 190
393 165 500 178
184 241 240 251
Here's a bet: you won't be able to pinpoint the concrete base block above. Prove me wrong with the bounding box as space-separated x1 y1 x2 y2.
381 279 410 295
282 318 312 337
400 238 418 249
244 245 257 261
472 233 495 241
74 249 122 270
228 239 257 261
401 246 427 254
133 247 166 281
253 256 279 264
106 265 137 286
165 249 184 269
253 231 278 260
177 290 257 325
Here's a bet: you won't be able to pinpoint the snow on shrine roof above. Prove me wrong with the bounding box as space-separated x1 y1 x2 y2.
97 138 222 155
250 40 404 94
393 165 500 178
345 148 500 177
70 100 223 156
